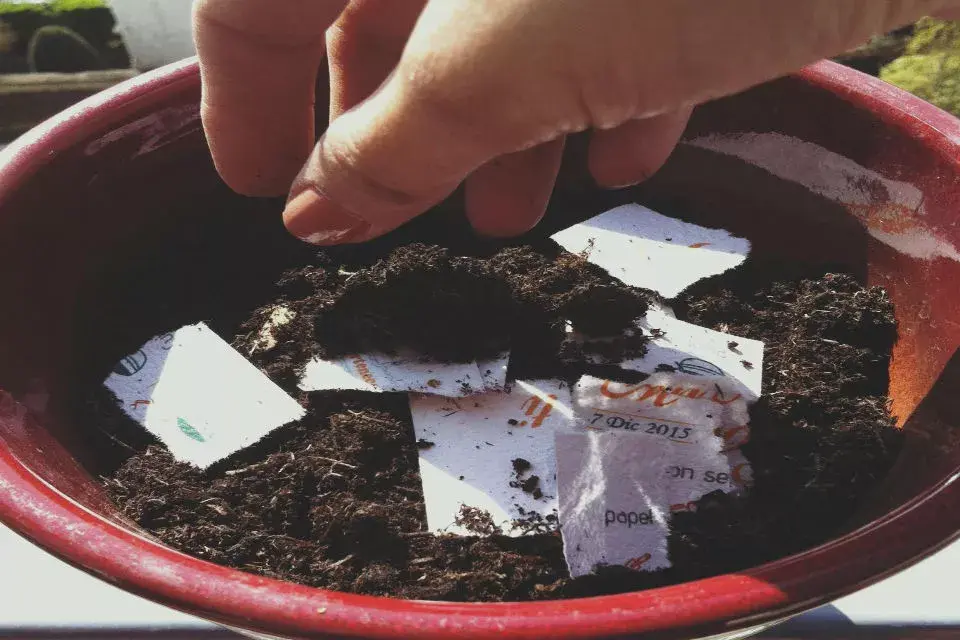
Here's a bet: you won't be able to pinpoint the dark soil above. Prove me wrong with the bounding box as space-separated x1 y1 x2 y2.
670 265 902 574
90 222 902 602
455 506 502 536
231 241 652 392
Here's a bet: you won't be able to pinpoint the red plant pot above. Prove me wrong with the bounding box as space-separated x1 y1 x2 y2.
1 58 959 640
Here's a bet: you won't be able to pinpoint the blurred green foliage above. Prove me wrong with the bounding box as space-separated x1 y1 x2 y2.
0 0 126 71
0 1 107 15
881 18 960 116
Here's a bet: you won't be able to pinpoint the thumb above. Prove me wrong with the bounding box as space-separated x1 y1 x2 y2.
282 71 505 245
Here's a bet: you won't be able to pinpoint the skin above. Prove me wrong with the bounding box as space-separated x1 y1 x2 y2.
194 0 960 245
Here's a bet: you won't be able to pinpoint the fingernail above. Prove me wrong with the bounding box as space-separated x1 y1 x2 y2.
595 173 642 189
282 189 372 245
602 178 642 189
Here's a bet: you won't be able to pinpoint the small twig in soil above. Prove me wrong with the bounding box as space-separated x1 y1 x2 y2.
326 554 354 570
95 426 137 453
205 503 228 516
310 456 357 469
224 461 269 476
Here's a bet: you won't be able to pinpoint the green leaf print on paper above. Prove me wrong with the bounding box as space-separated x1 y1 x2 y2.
177 417 206 442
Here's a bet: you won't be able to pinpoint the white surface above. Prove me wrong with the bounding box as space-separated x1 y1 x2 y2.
0 524 212 629
626 308 764 399
109 0 196 70
105 323 305 468
300 351 507 397
411 380 572 536
550 204 750 298
829 538 960 625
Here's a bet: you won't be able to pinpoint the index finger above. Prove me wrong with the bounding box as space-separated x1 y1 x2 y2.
194 0 348 196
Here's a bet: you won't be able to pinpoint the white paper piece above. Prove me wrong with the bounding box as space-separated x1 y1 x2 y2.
556 429 744 577
558 371 755 576
411 379 574 536
299 351 507 397
550 203 750 298
573 373 752 450
573 373 754 503
105 323 306 468
627 307 764 400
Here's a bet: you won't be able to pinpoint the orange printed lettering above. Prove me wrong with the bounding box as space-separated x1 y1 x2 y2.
600 379 745 408
710 390 743 405
599 380 638 399
732 463 753 487
670 502 698 513
634 385 679 407
521 394 557 428
624 554 653 570
716 425 750 451
350 356 378 388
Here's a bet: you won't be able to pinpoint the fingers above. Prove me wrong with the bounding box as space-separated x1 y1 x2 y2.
327 0 426 120
283 0 579 245
588 108 693 189
194 0 347 197
283 10 521 248
282 0 960 245
465 138 566 238
282 82 492 244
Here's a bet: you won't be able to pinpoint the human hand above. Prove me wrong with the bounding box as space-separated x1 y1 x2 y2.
195 0 960 244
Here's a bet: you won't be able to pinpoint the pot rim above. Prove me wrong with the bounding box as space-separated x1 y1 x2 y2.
1 58 959 640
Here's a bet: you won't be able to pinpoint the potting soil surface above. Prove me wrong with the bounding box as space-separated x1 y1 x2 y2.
85 210 902 602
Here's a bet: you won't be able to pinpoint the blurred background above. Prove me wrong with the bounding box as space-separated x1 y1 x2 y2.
0 0 192 144
1 1 960 146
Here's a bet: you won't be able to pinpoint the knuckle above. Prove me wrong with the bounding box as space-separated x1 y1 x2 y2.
319 131 423 208
575 67 642 130
195 0 331 51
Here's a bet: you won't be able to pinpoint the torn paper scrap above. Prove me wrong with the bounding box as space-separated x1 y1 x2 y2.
411 379 574 536
550 203 750 298
556 429 745 577
300 351 507 397
105 323 306 469
573 373 751 449
572 373 754 502
630 307 763 399
562 370 754 577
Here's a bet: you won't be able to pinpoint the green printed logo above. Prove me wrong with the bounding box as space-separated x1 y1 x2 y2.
177 417 205 442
